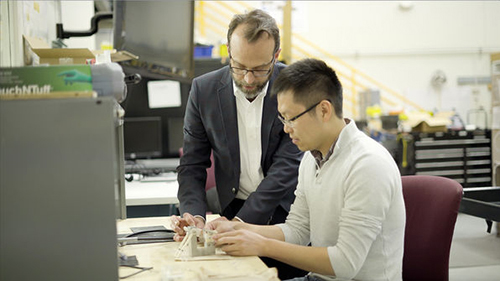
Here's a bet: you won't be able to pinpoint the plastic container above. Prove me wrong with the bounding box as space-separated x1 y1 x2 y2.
91 62 127 102
193 46 213 58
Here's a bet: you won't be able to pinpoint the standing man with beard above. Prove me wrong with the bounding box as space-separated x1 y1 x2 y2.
172 9 304 278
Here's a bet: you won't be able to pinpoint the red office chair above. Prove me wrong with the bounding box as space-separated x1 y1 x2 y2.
401 175 463 281
178 148 215 191
178 148 220 213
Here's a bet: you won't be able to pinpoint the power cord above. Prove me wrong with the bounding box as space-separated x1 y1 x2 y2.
119 252 153 279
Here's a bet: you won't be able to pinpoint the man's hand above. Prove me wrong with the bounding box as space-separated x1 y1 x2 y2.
205 218 239 233
213 229 269 257
170 213 205 241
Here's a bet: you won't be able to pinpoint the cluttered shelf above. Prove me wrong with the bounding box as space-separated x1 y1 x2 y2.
358 107 493 189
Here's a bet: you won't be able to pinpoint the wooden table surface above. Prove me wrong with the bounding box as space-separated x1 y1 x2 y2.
117 216 279 280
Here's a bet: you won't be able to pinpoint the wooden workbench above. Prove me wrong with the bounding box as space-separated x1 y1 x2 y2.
117 216 279 280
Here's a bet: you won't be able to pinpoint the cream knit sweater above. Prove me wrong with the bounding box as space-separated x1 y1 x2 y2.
278 120 406 281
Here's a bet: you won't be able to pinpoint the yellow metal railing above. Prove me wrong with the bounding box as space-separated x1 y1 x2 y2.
194 1 424 119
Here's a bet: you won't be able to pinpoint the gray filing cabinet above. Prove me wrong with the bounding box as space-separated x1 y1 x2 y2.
0 97 125 280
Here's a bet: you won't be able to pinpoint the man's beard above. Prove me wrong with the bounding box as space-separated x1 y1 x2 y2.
233 75 270 100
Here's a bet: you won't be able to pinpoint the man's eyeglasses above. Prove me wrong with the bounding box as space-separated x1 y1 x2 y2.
278 100 323 128
229 54 275 77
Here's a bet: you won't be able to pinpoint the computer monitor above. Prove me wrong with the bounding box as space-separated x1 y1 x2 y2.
123 117 163 160
113 1 194 80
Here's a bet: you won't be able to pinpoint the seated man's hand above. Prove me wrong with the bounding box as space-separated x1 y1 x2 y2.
213 229 268 257
170 213 205 242
205 218 239 233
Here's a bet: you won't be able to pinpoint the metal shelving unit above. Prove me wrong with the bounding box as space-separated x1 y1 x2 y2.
404 130 492 188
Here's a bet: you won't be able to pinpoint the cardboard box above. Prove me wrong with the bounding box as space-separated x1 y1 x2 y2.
411 120 448 133
0 65 96 100
411 114 452 133
23 36 137 66
92 49 138 63
402 111 452 133
23 36 95 65
492 52 500 63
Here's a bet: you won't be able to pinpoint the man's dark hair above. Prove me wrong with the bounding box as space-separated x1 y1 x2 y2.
227 9 280 55
271 58 343 118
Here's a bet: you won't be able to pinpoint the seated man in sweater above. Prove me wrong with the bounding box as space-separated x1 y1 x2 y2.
207 58 406 281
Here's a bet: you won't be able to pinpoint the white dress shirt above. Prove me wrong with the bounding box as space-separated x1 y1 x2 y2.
233 82 268 200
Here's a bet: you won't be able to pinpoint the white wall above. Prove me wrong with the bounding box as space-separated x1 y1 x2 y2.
1 0 94 67
197 1 500 127
304 1 499 54
295 1 500 126
1 1 61 66
59 1 95 50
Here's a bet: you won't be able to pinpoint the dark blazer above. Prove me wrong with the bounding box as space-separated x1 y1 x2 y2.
177 63 303 225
